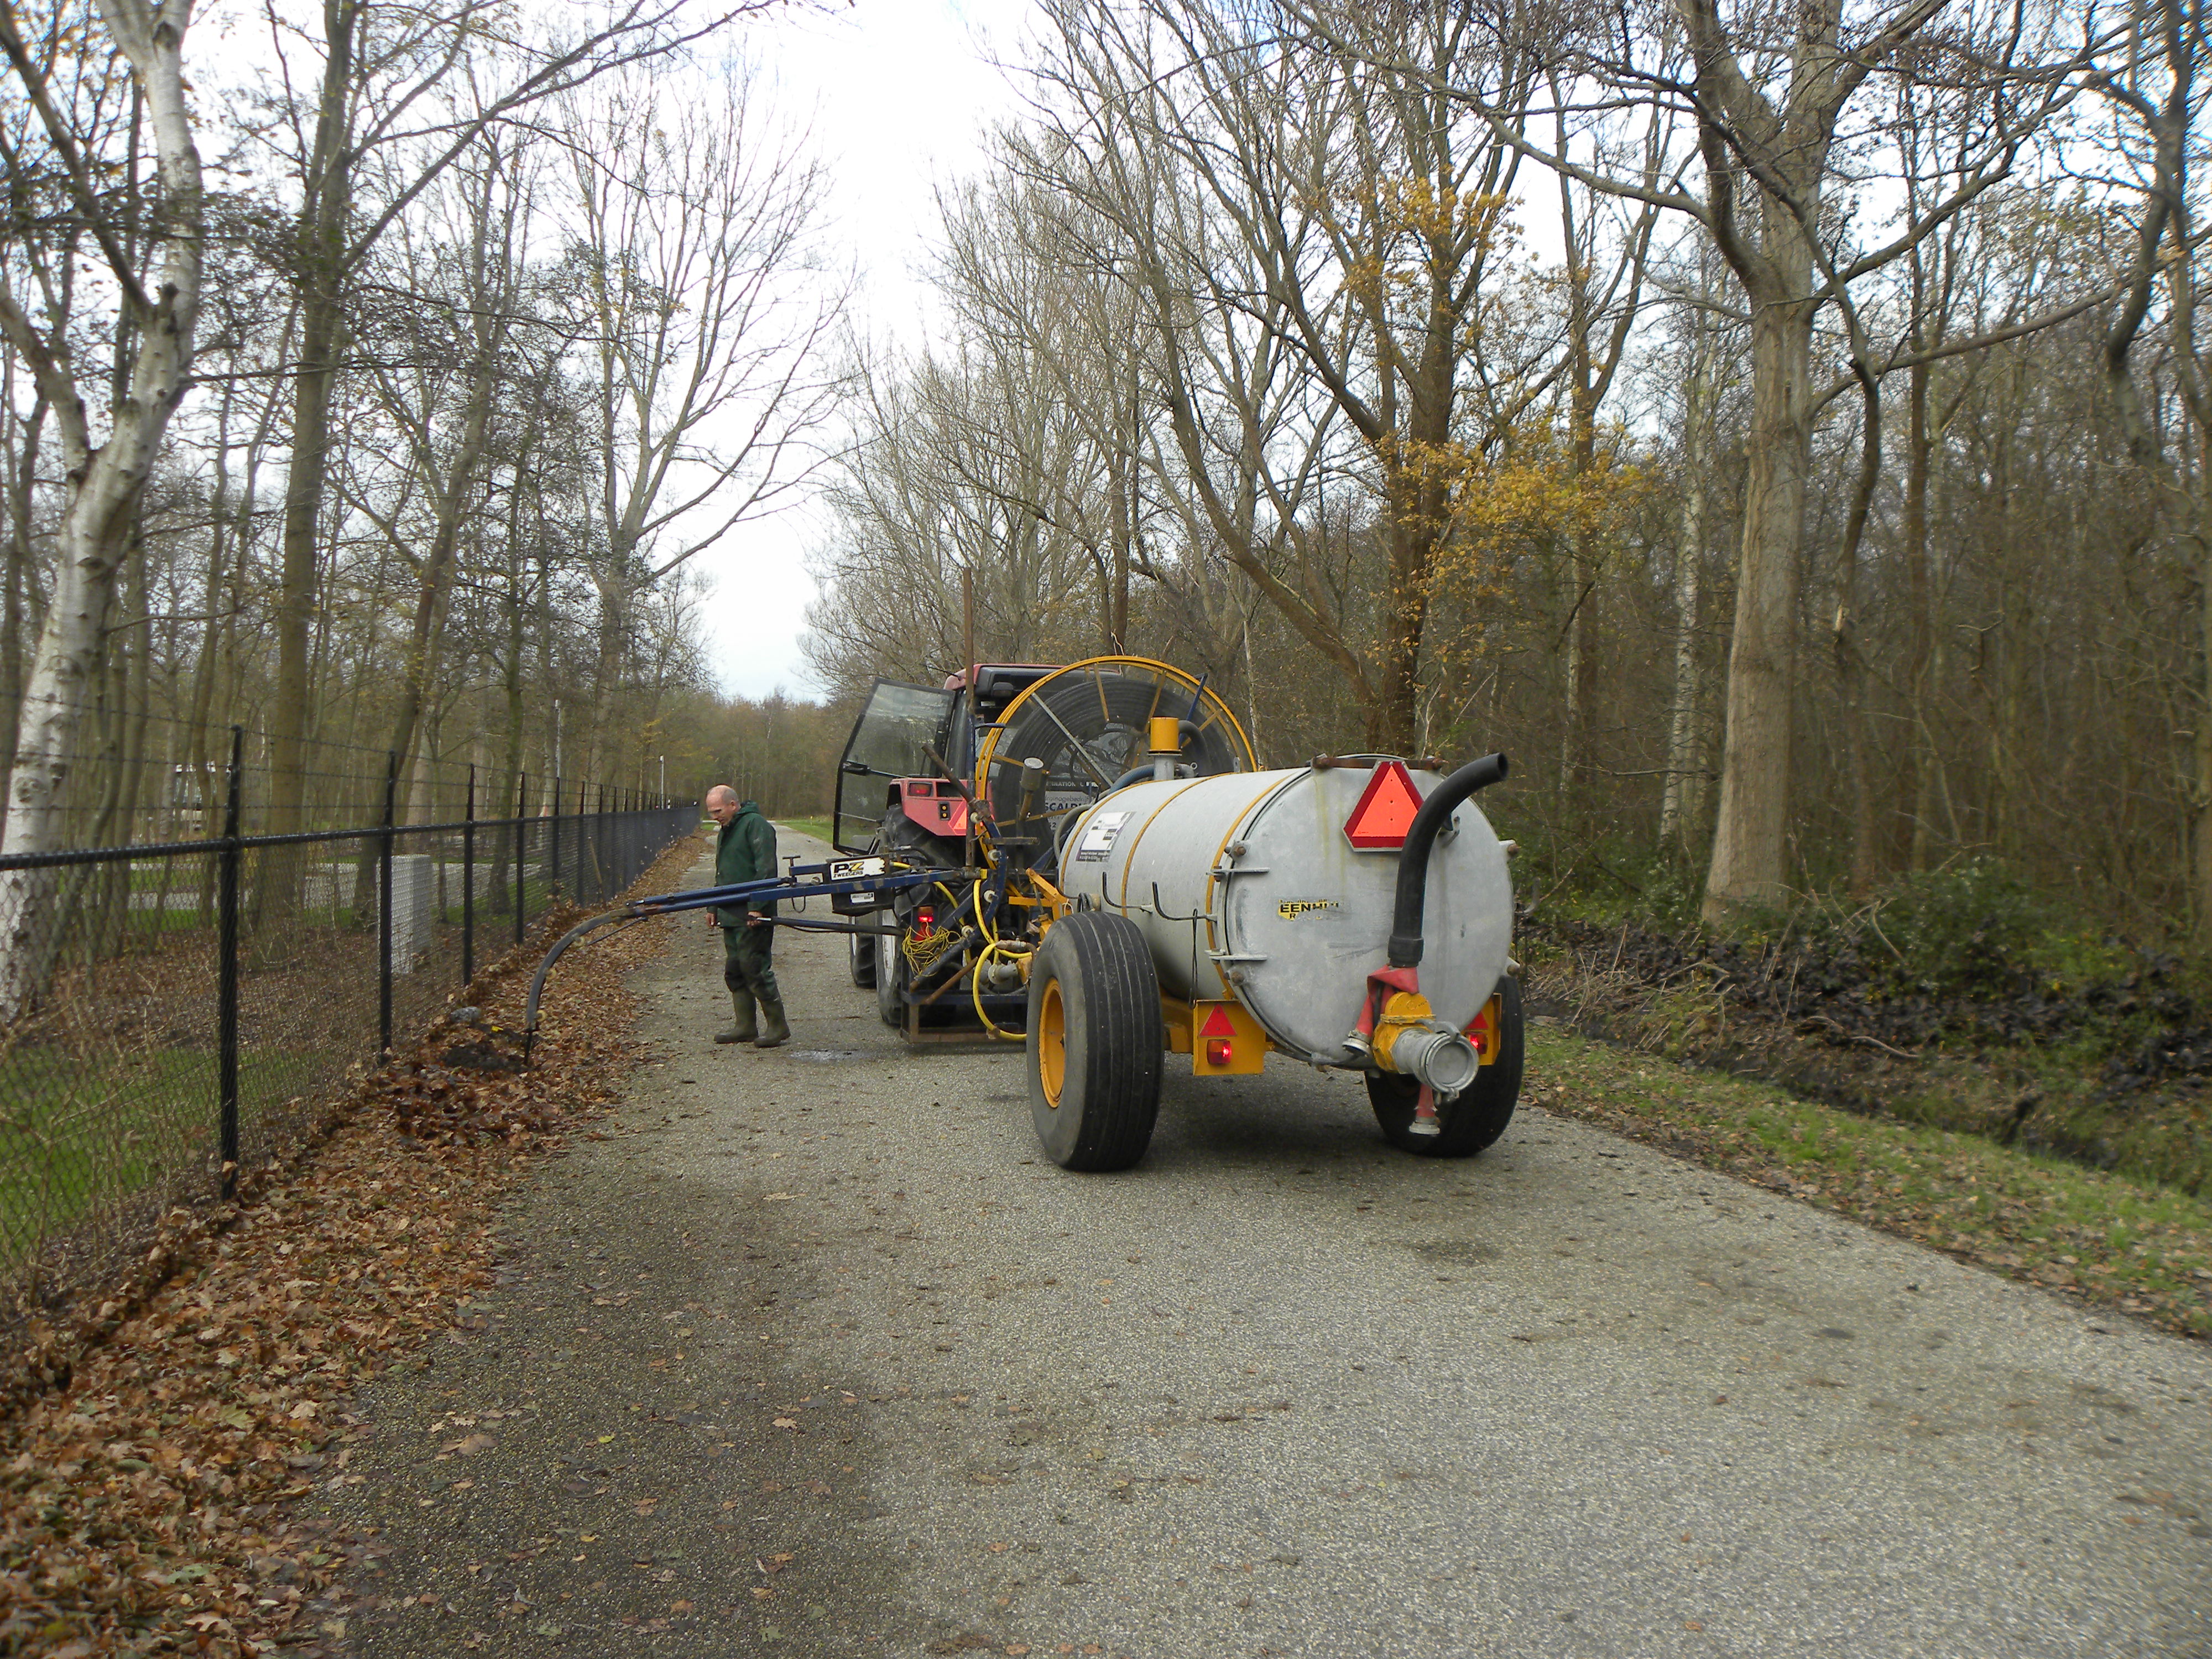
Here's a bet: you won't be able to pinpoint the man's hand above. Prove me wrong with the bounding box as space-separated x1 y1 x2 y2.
745 910 770 928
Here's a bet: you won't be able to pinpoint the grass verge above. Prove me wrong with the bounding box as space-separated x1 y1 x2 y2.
0 1048 333 1264
1525 1021 2212 1340
776 815 834 843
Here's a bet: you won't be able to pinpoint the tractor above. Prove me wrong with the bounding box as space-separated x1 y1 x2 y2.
528 654 1524 1172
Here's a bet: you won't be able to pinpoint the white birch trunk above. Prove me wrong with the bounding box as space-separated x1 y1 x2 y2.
0 0 205 1020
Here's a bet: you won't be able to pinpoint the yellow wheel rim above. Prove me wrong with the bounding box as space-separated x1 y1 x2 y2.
1037 979 1067 1109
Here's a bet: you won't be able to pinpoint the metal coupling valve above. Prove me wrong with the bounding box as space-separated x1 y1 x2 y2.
1369 988 1481 1099
1387 1022 1480 1100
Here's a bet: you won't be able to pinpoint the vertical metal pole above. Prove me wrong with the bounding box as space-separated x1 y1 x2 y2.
515 771 529 945
462 763 476 987
217 725 243 1201
551 775 563 899
378 750 397 1057
962 562 975 696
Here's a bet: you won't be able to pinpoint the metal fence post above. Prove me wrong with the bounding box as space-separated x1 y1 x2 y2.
378 750 397 1057
217 725 243 1201
462 763 476 988
515 771 529 946
551 774 563 900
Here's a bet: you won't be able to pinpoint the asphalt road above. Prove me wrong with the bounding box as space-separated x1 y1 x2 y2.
321 829 2212 1658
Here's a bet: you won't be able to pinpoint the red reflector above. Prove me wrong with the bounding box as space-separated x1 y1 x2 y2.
1205 1036 1233 1066
1343 761 1425 849
1199 1005 1236 1039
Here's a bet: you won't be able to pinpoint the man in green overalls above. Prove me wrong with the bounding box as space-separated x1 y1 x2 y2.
703 786 788 1048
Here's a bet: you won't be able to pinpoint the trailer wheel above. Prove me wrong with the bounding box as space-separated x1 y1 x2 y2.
1027 911 1163 1171
849 921 878 989
1369 975 1524 1156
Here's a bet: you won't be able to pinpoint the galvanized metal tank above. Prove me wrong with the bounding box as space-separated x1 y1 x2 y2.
1058 764 1514 1064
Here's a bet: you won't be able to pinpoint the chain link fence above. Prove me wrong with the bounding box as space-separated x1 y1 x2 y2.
0 725 700 1334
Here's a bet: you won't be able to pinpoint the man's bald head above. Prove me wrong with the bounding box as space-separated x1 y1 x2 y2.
704 785 739 826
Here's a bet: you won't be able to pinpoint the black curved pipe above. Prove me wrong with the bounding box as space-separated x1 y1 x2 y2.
523 909 648 1056
1387 753 1509 969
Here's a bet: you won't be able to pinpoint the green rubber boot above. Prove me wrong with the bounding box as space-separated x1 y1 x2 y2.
754 992 790 1050
716 988 757 1045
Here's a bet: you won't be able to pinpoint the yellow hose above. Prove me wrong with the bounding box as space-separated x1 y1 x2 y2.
969 937 1031 1040
969 878 1032 1040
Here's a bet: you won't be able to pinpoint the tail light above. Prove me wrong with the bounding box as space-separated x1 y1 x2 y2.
915 905 935 938
1205 1036 1233 1067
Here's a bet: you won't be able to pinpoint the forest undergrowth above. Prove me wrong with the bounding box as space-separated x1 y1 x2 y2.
0 839 697 1657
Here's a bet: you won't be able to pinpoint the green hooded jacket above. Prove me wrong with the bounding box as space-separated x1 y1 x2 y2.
714 800 779 927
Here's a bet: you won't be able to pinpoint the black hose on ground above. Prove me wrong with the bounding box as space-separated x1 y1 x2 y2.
523 909 649 1057
1386 753 1509 970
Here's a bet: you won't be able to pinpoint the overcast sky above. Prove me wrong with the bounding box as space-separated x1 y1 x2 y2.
696 0 1040 701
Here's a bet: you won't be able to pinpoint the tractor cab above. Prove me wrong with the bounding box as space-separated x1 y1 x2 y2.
833 659 1251 860
831 655 1260 1044
832 664 1060 854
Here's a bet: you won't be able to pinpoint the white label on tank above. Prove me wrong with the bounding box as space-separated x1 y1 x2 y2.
1073 810 1133 862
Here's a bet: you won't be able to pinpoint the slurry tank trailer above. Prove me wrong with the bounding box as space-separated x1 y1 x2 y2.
526 656 1522 1172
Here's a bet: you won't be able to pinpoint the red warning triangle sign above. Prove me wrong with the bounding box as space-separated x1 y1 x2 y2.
1199 1004 1237 1039
1343 760 1425 849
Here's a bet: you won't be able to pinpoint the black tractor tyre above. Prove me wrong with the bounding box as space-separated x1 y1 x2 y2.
848 838 883 989
1026 911 1164 1172
1369 975 1525 1157
877 927 907 1028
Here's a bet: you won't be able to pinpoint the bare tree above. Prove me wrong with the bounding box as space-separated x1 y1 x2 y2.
353 127 542 812
254 0 748 861
553 64 846 782
0 0 205 1017
1302 0 2106 914
2094 0 2212 936
1021 0 1571 751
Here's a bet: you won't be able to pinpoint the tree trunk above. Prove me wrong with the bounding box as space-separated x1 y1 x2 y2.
0 0 204 1019
1702 299 1813 918
2195 537 2212 945
1901 354 1936 871
263 0 358 895
0 373 45 834
1660 330 1714 853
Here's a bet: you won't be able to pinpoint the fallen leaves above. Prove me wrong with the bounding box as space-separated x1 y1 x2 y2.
0 840 697 1656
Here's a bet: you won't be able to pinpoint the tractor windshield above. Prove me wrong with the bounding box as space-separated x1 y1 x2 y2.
834 679 956 852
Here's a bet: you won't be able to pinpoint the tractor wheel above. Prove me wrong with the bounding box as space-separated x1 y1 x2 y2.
1026 911 1164 1172
1369 975 1524 1157
849 920 878 989
877 927 907 1028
